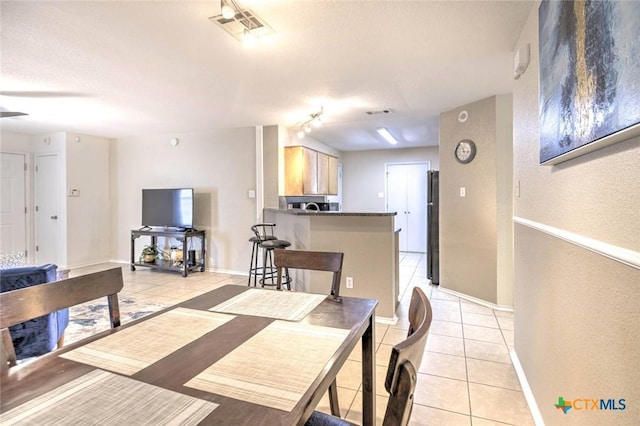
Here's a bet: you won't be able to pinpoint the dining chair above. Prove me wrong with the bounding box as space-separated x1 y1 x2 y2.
0 267 124 372
273 249 345 417
305 286 432 426
1 263 68 361
274 249 344 301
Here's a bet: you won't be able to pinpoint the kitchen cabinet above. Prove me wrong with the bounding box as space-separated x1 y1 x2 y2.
285 146 338 195
317 152 329 194
328 155 339 195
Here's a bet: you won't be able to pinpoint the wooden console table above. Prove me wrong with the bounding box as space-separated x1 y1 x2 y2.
131 228 206 277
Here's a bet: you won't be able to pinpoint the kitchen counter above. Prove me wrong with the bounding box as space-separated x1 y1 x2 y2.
264 208 396 217
264 208 400 321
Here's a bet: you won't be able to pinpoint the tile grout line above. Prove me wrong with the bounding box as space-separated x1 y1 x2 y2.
460 293 474 423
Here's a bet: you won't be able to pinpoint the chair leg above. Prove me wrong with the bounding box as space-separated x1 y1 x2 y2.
261 247 269 287
57 333 65 349
1 329 17 371
284 267 290 290
248 242 257 286
328 379 341 417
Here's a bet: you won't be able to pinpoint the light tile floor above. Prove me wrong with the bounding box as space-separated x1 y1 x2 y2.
69 253 534 425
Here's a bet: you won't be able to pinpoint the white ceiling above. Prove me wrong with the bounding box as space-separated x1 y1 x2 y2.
0 0 533 152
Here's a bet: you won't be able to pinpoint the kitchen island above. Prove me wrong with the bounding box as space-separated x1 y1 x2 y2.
263 208 400 321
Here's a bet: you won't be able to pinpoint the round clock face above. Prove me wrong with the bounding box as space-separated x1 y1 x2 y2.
455 139 476 164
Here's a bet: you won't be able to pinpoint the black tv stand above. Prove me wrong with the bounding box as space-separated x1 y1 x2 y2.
131 228 206 277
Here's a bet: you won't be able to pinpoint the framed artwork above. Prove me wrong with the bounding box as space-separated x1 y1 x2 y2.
538 0 640 165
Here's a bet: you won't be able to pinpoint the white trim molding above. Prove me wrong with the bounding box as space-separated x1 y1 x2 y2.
510 350 545 426
437 287 514 312
514 217 640 270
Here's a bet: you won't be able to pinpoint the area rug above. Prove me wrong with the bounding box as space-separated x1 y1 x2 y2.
64 295 173 346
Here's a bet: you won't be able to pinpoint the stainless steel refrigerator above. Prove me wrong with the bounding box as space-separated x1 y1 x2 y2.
427 170 439 285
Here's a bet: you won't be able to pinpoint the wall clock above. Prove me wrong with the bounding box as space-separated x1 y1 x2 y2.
455 139 476 164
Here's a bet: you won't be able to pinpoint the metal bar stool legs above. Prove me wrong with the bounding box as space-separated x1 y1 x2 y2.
259 241 291 288
248 236 262 287
248 224 278 287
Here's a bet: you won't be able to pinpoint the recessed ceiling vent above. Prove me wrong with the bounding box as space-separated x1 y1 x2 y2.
366 109 393 115
209 9 274 42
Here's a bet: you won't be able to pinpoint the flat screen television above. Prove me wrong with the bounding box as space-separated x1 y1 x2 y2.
142 188 194 229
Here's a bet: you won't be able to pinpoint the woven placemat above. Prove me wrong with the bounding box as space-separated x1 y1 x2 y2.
61 308 235 375
209 289 326 321
0 369 218 425
185 320 349 412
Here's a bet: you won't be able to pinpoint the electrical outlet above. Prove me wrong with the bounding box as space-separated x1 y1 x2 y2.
346 277 353 289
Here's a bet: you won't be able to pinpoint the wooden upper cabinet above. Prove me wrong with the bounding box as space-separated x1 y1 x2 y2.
317 152 329 195
302 148 318 194
328 155 339 195
284 146 338 196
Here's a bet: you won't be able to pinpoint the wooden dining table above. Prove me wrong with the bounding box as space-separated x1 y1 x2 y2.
0 284 378 425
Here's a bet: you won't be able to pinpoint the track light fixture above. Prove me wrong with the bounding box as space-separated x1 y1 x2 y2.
297 107 324 139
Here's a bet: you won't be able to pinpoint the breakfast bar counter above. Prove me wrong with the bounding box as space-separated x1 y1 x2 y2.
264 208 400 321
267 208 397 217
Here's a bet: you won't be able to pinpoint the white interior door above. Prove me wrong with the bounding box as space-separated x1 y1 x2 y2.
406 164 428 252
35 154 61 265
0 153 27 256
386 162 429 253
386 165 409 251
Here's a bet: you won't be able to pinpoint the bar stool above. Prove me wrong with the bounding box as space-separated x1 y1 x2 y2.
248 224 278 287
259 240 292 289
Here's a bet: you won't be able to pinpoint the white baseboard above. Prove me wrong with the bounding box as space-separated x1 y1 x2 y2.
437 287 514 312
376 315 398 325
510 349 545 426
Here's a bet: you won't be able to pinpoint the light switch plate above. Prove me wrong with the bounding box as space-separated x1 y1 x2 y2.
459 187 466 197
248 190 256 199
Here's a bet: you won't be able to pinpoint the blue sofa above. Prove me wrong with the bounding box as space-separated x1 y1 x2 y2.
0 264 70 360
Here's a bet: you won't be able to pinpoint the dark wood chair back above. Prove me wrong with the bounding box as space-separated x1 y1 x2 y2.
304 286 432 426
273 249 344 301
382 286 432 426
0 267 124 371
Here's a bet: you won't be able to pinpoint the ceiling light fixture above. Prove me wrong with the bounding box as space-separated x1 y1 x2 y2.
210 0 274 44
221 0 236 19
297 107 324 139
377 127 398 145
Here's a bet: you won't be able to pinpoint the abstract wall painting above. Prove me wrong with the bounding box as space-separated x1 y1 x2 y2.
538 0 640 165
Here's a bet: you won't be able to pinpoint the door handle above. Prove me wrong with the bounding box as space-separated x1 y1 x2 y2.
50 215 58 220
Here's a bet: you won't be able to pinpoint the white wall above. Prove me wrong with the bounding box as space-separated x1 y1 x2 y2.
0 131 34 152
109 128 257 274
439 95 513 306
65 133 110 267
2 131 110 268
513 2 640 424
340 147 439 212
